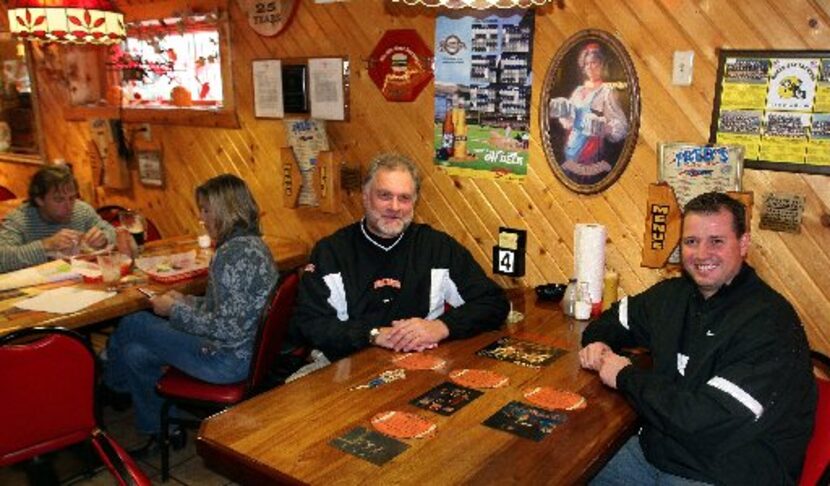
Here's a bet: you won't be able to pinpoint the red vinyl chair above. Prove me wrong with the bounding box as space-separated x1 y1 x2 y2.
156 270 300 481
0 327 150 486
800 350 830 486
0 185 16 201
96 204 162 242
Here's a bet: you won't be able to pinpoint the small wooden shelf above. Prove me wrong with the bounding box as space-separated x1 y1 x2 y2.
63 105 240 129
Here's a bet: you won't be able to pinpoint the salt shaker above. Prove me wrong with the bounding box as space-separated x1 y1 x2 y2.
197 222 212 250
197 222 213 261
561 278 577 317
574 281 592 320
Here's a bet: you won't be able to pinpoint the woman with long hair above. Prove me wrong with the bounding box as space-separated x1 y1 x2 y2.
103 174 278 454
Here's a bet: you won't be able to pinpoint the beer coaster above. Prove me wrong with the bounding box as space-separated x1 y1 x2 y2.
392 353 446 371
449 369 509 389
371 411 436 439
523 387 587 411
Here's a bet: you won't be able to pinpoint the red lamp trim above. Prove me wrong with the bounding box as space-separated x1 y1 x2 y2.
8 0 126 45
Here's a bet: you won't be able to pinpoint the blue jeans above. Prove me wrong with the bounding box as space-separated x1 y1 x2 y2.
104 311 249 434
591 436 713 486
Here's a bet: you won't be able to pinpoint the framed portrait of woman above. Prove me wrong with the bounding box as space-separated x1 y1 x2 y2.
540 30 641 194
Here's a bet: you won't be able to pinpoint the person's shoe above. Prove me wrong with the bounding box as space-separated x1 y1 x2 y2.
128 428 186 459
128 435 159 459
169 427 187 451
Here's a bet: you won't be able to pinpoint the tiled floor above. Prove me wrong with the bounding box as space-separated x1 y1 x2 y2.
0 404 237 486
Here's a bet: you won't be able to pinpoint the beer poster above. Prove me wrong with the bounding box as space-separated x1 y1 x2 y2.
433 10 536 181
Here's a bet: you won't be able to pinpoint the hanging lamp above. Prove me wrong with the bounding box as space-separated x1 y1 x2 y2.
391 0 552 8
8 0 126 45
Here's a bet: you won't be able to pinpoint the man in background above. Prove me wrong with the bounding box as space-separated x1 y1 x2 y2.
288 152 508 367
0 164 115 272
580 192 816 485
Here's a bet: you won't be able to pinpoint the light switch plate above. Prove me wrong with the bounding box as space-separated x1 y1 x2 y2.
672 50 694 86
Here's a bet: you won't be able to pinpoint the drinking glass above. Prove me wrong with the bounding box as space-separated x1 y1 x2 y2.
97 251 122 291
119 210 146 250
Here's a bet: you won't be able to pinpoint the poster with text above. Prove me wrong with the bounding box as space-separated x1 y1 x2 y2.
711 51 830 170
433 10 535 181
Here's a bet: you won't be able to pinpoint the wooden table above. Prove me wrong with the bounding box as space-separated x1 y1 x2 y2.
0 235 308 337
197 291 638 485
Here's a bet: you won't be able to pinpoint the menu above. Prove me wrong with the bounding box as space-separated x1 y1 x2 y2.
711 51 830 169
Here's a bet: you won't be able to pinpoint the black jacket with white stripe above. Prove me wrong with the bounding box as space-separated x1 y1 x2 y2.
582 264 816 485
288 221 509 362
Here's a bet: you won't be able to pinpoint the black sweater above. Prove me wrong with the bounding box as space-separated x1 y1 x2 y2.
289 221 509 361
582 265 816 485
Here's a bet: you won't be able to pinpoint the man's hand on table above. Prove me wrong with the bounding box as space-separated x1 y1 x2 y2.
579 342 612 371
579 342 631 390
375 318 449 353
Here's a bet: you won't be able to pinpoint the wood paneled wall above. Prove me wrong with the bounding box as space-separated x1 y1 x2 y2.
1 0 828 353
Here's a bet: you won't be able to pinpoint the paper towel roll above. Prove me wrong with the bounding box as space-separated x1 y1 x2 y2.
574 224 607 304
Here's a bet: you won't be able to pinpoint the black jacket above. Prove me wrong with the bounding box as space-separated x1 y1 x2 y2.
289 221 508 361
582 264 816 485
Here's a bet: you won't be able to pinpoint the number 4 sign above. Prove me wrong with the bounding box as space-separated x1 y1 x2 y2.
492 227 526 277
497 249 516 273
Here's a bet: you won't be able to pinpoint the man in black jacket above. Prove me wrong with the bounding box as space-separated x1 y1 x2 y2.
288 153 508 363
580 192 816 485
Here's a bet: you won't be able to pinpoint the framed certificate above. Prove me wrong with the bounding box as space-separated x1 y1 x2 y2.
136 149 164 187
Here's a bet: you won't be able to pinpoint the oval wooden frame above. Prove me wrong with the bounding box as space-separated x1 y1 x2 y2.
540 29 640 194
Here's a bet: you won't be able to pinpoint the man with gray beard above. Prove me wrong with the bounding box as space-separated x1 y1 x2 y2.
288 153 508 362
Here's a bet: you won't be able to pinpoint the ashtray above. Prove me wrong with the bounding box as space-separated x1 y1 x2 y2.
535 283 567 302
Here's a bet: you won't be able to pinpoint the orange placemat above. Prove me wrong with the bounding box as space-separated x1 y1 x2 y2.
523 387 587 411
371 411 436 439
392 353 446 371
449 369 509 389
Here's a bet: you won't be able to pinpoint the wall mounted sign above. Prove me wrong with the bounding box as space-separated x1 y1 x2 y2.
710 49 830 175
137 149 164 187
432 9 535 181
760 192 805 233
540 29 641 194
368 29 433 102
240 0 299 36
658 142 744 208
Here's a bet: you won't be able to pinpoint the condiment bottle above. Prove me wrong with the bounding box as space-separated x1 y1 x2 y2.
574 282 592 320
197 222 211 250
602 269 619 311
197 222 213 261
561 278 577 317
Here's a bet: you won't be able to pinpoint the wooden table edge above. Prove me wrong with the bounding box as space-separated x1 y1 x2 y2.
197 430 308 486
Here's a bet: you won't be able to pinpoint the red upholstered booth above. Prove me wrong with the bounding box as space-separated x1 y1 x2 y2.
96 204 162 242
800 351 830 486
